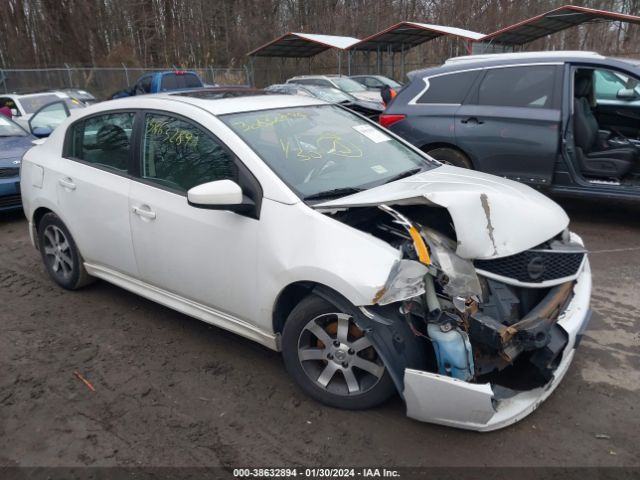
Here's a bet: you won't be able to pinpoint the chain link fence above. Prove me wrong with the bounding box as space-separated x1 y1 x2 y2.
0 66 250 100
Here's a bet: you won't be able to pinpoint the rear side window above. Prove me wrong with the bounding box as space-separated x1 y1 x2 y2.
417 71 480 104
160 73 202 91
141 113 237 192
477 66 557 108
68 112 135 171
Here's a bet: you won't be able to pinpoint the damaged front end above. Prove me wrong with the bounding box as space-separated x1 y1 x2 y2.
319 203 591 431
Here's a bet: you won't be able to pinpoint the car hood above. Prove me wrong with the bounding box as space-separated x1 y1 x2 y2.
315 165 569 260
0 135 33 163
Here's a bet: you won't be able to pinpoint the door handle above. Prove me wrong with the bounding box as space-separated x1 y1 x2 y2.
132 205 157 220
460 117 484 125
58 177 76 190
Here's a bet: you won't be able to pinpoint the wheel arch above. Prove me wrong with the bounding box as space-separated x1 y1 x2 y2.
272 281 355 336
31 206 55 249
420 142 475 168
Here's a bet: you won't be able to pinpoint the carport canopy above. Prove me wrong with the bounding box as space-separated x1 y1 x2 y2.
480 5 640 46
349 22 485 52
247 32 360 58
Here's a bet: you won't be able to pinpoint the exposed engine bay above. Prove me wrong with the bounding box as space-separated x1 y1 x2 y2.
323 204 587 393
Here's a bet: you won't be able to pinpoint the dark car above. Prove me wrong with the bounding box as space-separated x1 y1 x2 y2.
0 116 33 212
350 74 402 91
266 83 384 120
381 51 640 201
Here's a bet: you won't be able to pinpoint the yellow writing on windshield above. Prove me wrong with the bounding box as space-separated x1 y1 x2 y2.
232 111 308 132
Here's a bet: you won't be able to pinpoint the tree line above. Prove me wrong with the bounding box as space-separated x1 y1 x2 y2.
1 0 639 70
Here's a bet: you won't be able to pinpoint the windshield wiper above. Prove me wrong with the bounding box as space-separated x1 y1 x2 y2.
383 167 424 185
304 187 363 201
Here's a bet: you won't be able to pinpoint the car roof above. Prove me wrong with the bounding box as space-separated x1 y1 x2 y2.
88 92 327 116
408 50 640 79
4 91 71 99
444 50 604 64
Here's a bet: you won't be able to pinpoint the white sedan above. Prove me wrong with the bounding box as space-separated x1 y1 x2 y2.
20 91 592 431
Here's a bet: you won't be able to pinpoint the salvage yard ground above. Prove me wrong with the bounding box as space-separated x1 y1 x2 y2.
0 197 639 467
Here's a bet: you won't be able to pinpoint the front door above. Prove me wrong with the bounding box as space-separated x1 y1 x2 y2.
455 65 563 185
128 111 260 323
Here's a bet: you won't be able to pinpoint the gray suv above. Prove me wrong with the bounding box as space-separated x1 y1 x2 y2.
382 51 640 201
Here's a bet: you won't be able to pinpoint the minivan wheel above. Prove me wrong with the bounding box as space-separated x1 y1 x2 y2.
37 213 94 290
282 295 396 409
425 147 473 169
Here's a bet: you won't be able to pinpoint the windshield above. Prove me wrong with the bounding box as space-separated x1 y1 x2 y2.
17 95 83 114
332 78 367 93
0 116 28 137
222 105 437 199
17 95 60 114
303 86 354 103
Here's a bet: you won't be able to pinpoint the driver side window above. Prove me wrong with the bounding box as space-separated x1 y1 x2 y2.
142 113 237 193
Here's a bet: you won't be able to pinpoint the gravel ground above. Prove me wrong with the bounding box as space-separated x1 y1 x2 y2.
0 197 639 469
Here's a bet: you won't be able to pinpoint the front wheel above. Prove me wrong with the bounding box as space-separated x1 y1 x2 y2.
282 295 396 409
425 147 473 169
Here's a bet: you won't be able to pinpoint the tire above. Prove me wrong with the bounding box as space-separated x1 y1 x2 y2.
425 147 473 169
37 213 94 290
282 294 396 409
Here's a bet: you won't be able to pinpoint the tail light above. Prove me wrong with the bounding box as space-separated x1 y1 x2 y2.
379 114 406 129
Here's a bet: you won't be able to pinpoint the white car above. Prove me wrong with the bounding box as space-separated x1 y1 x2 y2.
287 75 382 103
20 92 592 431
0 91 84 132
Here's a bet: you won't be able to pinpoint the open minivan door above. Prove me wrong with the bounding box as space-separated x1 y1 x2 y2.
454 64 563 187
28 100 71 138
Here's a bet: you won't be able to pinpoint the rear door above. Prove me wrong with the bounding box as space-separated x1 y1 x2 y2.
454 64 563 185
591 66 640 137
388 69 480 148
57 111 138 276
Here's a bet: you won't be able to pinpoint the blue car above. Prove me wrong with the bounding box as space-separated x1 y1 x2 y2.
0 116 33 212
110 70 205 99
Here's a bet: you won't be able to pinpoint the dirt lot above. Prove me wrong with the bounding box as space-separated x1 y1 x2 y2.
1 197 639 469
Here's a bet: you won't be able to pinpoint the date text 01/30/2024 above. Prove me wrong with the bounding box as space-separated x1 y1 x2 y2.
233 468 401 478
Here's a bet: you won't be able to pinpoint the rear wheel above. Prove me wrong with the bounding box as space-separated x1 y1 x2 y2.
425 147 473 169
282 295 396 409
37 213 94 290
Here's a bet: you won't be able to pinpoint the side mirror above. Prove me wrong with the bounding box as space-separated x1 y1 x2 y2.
32 126 53 138
10 108 19 117
187 179 256 214
616 88 638 100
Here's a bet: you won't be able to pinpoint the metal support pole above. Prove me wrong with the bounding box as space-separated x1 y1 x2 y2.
376 46 381 75
0 69 7 93
64 63 73 88
387 45 392 78
122 63 130 85
400 43 405 81
347 51 351 76
337 51 342 75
